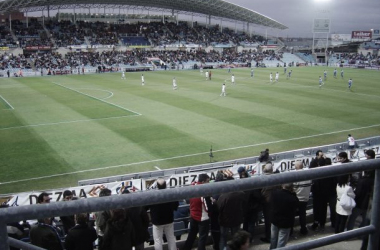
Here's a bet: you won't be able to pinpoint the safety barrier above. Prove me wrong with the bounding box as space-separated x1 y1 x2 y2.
0 159 379 250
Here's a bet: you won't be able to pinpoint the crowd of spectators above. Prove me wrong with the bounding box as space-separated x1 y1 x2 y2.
2 148 377 250
0 52 30 69
0 48 289 72
2 19 267 48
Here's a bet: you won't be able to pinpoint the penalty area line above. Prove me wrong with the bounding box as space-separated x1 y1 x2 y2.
52 82 141 115
1 123 380 186
0 95 14 110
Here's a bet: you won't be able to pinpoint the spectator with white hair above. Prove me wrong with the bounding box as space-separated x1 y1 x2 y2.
260 162 281 244
293 161 312 235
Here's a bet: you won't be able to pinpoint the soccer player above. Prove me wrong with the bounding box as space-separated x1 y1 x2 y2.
287 70 292 79
319 76 324 88
141 74 145 85
341 69 344 78
348 78 353 90
220 83 226 96
228 67 231 73
121 71 126 79
270 72 273 83
231 74 235 85
200 66 203 75
205 71 209 80
172 77 177 90
284 66 287 74
275 72 279 82
251 68 254 78
333 68 337 78
323 70 327 81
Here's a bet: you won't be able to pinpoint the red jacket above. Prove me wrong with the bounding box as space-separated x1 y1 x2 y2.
189 183 212 221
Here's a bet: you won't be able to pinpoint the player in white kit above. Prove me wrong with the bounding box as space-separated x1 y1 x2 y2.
220 83 226 96
173 77 177 90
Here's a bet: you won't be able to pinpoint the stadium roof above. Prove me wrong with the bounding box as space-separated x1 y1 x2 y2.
0 0 288 30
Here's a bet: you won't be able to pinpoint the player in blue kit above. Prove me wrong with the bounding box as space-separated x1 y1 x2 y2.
348 78 353 90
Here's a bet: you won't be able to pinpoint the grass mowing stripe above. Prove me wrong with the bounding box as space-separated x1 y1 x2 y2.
52 82 142 115
2 122 379 186
0 95 14 109
0 115 138 131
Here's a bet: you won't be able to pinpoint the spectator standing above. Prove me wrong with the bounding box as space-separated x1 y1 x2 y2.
122 189 150 250
309 152 337 231
64 213 97 250
217 178 247 250
94 188 112 250
239 167 261 243
30 217 64 250
260 163 280 243
335 174 355 234
269 183 299 249
60 190 75 235
293 161 312 235
147 179 179 250
347 134 356 158
103 209 135 250
183 174 212 250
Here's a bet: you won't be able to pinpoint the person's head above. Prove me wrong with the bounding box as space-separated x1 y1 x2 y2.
282 183 294 192
338 152 348 162
238 167 249 178
75 213 89 225
62 190 73 201
365 149 375 159
37 192 51 204
227 230 251 250
337 174 350 187
295 161 303 170
263 162 273 174
215 171 226 182
156 178 167 190
315 150 323 158
99 188 112 197
348 134 351 137
198 174 210 184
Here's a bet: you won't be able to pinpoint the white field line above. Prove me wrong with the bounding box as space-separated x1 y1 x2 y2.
154 166 162 170
1 123 380 185
52 82 141 115
0 95 14 110
0 115 139 131
75 88 114 100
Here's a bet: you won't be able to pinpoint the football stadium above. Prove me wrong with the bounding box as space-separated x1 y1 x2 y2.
0 0 380 249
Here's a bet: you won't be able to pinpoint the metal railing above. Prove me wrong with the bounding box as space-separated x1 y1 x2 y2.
1 159 380 250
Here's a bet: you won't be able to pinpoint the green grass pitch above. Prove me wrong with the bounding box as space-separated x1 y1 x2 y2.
0 66 379 194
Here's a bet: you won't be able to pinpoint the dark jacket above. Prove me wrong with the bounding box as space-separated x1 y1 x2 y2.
147 201 179 226
354 175 374 210
271 189 299 229
64 224 97 250
126 206 150 245
60 215 75 234
30 224 63 250
217 191 247 228
103 217 135 250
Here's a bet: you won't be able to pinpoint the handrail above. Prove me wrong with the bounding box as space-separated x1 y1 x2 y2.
1 159 379 250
